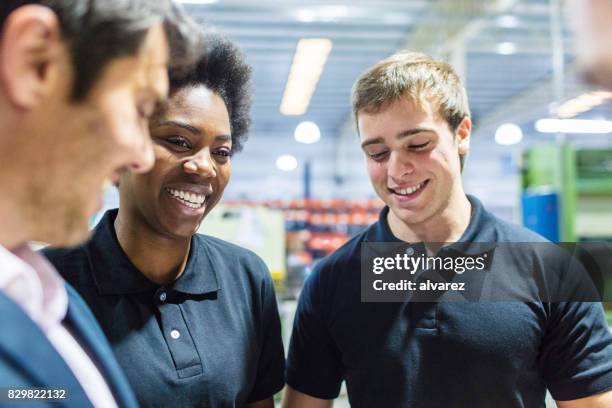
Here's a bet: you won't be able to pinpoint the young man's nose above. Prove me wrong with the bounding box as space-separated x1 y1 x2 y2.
387 151 415 179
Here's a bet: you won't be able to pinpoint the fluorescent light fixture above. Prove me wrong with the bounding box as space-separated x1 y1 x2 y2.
557 91 612 118
495 123 523 145
276 155 298 171
296 9 316 23
295 6 349 22
496 42 516 55
294 121 321 144
280 39 333 116
535 118 612 134
497 15 519 28
178 0 218 3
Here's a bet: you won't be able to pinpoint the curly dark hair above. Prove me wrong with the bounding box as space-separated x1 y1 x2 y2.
168 32 252 153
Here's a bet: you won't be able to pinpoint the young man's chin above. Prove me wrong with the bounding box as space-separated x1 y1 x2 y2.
396 209 423 225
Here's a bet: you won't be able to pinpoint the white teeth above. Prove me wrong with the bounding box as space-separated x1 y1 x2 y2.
396 183 423 196
167 188 206 208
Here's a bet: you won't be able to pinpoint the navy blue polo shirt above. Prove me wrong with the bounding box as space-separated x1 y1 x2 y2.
287 195 612 407
43 209 285 407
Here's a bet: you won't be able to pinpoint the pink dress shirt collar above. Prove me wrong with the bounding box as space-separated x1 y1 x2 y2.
0 243 68 332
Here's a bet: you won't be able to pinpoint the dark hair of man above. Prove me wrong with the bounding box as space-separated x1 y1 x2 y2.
0 0 203 101
169 32 252 153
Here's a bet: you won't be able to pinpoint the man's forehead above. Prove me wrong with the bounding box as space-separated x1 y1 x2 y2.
136 23 170 96
358 98 434 127
140 23 170 71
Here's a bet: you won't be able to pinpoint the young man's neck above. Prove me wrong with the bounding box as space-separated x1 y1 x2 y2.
387 190 472 244
114 209 190 286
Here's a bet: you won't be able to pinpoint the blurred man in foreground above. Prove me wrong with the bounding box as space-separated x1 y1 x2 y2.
0 1 200 406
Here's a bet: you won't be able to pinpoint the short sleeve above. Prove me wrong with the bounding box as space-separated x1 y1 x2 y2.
286 267 344 399
540 301 612 400
246 261 286 403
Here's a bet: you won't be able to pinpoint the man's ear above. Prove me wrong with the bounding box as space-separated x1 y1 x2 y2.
456 116 471 156
0 5 64 110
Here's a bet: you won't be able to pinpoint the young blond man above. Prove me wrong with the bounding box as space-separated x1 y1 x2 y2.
283 52 612 408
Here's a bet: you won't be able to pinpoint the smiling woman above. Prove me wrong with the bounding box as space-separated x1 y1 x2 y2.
43 33 285 408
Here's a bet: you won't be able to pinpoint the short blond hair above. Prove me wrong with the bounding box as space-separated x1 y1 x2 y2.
351 51 470 169
352 50 470 127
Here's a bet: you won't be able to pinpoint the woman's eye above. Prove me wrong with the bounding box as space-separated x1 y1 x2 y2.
409 141 430 150
166 136 191 149
213 148 232 159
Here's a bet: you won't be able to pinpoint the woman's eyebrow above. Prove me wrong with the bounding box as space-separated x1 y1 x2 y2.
156 120 200 135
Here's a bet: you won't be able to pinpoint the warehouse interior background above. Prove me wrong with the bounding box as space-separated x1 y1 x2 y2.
100 0 612 299
97 4 612 289
94 1 612 405
101 0 612 214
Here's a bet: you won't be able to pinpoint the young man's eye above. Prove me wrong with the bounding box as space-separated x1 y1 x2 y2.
409 141 430 150
368 151 389 161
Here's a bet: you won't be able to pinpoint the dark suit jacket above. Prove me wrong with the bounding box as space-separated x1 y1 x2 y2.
0 284 137 407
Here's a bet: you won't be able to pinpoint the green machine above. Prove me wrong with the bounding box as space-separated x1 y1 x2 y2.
521 143 612 322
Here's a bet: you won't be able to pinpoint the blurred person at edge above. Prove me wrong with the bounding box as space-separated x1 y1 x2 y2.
0 1 201 407
568 0 612 90
43 33 285 408
282 51 612 408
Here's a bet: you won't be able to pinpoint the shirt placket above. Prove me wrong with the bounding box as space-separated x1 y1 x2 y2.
154 287 203 379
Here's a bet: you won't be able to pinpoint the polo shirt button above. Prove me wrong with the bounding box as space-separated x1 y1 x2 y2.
406 247 415 256
170 329 180 339
159 291 167 302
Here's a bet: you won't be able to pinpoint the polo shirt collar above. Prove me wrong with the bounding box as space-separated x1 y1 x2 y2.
86 209 220 296
365 194 496 251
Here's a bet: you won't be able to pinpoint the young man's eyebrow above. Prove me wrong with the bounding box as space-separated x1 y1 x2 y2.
397 128 435 139
361 137 385 149
361 128 436 149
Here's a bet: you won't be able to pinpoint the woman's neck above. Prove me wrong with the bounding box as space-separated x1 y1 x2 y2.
114 208 191 286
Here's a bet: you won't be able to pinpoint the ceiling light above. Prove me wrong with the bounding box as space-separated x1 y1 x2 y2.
294 121 321 144
276 155 298 171
495 123 523 145
295 6 349 22
497 15 519 28
177 0 218 4
557 91 612 118
280 39 333 116
296 9 316 23
317 5 349 21
535 118 612 134
496 42 516 55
